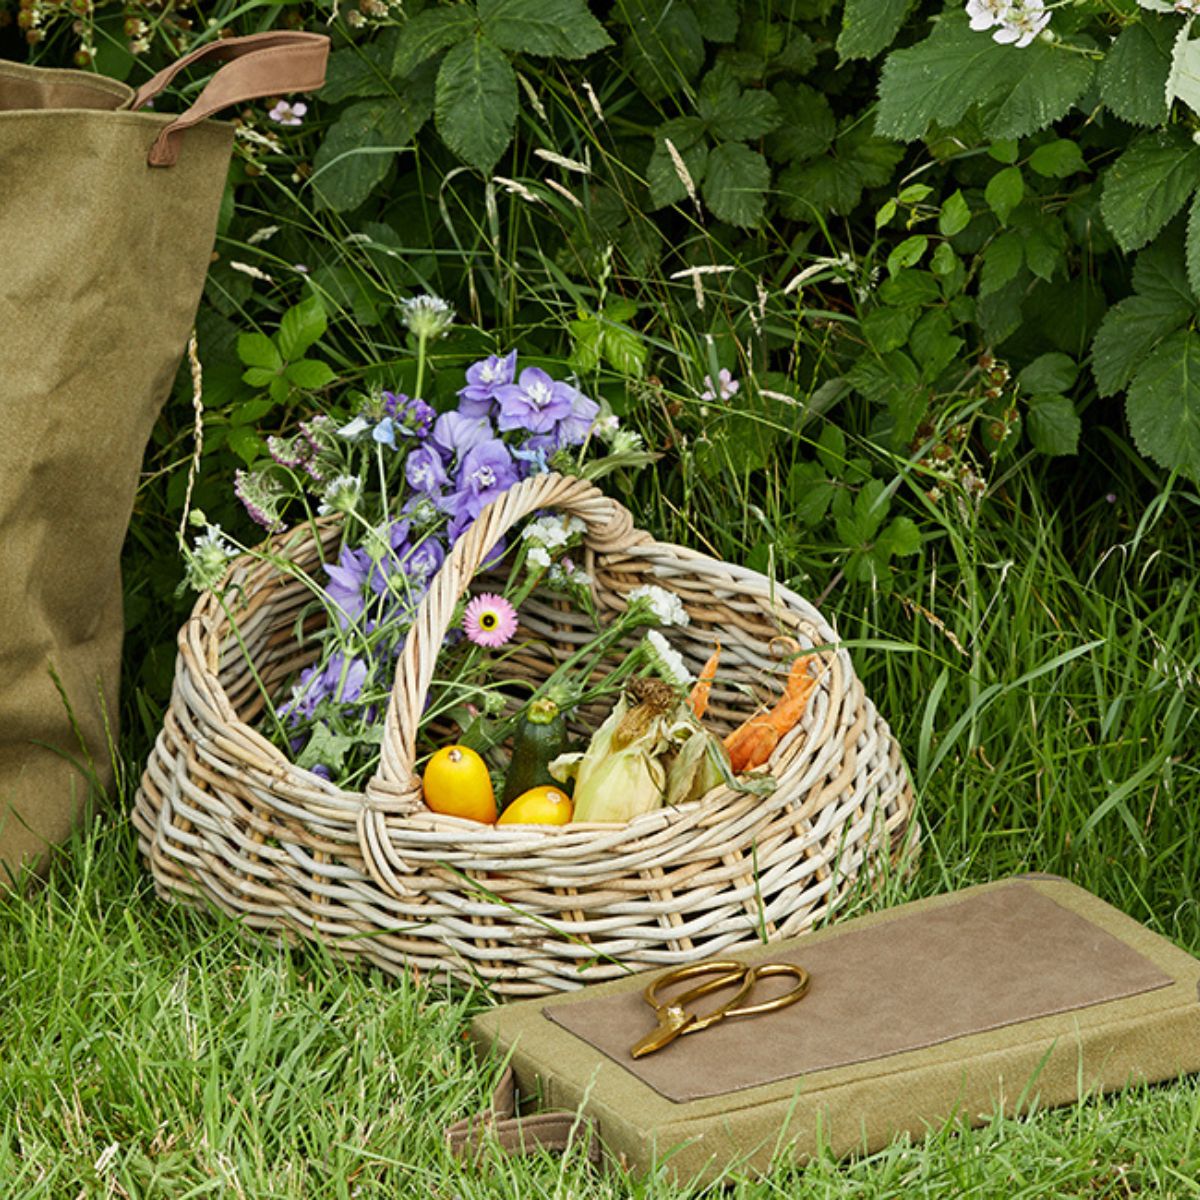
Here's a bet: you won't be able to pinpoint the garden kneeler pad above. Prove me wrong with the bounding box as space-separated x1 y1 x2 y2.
0 32 328 884
452 876 1200 1184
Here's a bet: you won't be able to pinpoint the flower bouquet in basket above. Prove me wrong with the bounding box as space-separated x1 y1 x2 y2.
138 298 914 995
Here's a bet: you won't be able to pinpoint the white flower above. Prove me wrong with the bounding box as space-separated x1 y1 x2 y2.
400 294 454 340
528 546 552 569
610 428 645 455
629 584 690 628
700 368 740 402
337 414 372 441
992 0 1051 47
644 631 693 688
318 474 363 516
185 525 238 591
522 516 572 549
965 0 1010 30
268 100 307 127
594 414 622 443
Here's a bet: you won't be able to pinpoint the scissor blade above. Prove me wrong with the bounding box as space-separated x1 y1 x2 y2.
630 1005 693 1059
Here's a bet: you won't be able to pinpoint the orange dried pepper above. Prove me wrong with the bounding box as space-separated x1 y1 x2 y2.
688 640 722 719
723 653 818 774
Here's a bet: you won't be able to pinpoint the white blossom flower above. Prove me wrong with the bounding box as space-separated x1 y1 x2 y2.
965 0 1010 30
527 546 552 569
644 631 693 688
268 99 307 127
700 368 740 401
400 294 455 340
318 474 363 516
629 584 690 627
522 516 572 549
992 0 1051 46
185 525 238 591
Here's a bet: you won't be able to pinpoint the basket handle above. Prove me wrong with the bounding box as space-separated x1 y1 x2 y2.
364 471 645 816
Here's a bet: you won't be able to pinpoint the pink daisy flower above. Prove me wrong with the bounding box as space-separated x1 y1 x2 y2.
463 593 518 648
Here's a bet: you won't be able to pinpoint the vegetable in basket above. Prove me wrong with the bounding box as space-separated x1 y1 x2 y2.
501 695 569 809
723 646 818 774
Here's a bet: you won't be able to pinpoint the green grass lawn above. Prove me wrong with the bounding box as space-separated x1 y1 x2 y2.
3 448 1199 1198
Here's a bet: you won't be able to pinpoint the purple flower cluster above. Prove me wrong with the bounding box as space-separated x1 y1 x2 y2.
322 517 446 632
412 351 600 535
281 650 367 723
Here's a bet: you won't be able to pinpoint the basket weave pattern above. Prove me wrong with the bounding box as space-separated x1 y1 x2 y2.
135 473 915 995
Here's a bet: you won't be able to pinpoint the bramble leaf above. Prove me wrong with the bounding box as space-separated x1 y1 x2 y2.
1126 330 1200 480
435 35 519 173
837 0 915 62
765 82 836 162
877 14 1093 143
393 7 477 78
1098 16 1176 127
698 65 782 142
278 295 327 362
702 142 770 227
1028 139 1086 179
616 0 705 101
479 0 612 58
1026 394 1081 456
237 332 280 371
323 32 398 103
1100 128 1200 252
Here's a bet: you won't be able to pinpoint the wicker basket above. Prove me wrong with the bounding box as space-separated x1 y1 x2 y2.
135 472 916 995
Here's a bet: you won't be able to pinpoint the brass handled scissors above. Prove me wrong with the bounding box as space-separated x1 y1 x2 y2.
630 959 810 1059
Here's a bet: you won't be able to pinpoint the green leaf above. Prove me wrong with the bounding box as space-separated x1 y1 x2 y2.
698 65 782 142
1019 352 1078 394
323 32 397 103
237 332 281 370
979 231 1024 296
862 306 916 354
886 235 928 275
692 0 739 43
764 82 836 162
1028 139 1086 179
702 142 770 227
977 270 1027 344
226 426 264 467
989 139 1019 164
1188 192 1200 299
910 309 964 379
837 0 914 62
877 14 1093 143
1167 20 1200 114
1098 16 1177 127
931 242 959 277
480 0 612 58
241 366 279 388
278 295 327 361
985 166 1024 224
617 0 705 101
311 91 433 212
838 117 905 187
296 721 358 774
1022 220 1065 282
1125 329 1200 479
788 461 836 527
1092 295 1190 396
816 423 847 475
878 270 940 308
435 36 519 173
285 359 337 390
939 190 971 237
647 119 709 208
1100 129 1200 253
876 515 921 557
394 7 477 78
1026 394 1081 456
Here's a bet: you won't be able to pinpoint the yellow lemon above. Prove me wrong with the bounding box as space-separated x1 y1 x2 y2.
422 745 497 824
497 785 573 826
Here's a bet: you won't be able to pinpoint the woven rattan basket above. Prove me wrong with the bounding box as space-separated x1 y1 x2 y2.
135 472 916 995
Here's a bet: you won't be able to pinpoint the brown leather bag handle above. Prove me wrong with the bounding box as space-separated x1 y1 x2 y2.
130 31 329 167
445 1067 604 1165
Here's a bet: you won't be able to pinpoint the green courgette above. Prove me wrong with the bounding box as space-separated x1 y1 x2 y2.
502 696 568 809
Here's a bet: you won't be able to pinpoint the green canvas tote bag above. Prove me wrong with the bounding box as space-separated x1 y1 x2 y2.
0 31 328 884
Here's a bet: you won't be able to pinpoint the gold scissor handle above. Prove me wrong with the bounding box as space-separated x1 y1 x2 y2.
631 961 754 1059
629 960 810 1060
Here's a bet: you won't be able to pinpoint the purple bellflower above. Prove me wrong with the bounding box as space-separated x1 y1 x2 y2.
457 350 517 418
495 367 575 434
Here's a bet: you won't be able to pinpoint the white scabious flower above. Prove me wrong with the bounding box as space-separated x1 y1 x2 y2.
185 525 238 591
644 631 693 688
318 474 363 516
629 584 690 627
400 293 454 339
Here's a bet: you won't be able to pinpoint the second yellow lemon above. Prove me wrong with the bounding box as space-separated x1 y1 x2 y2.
497 785 573 826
